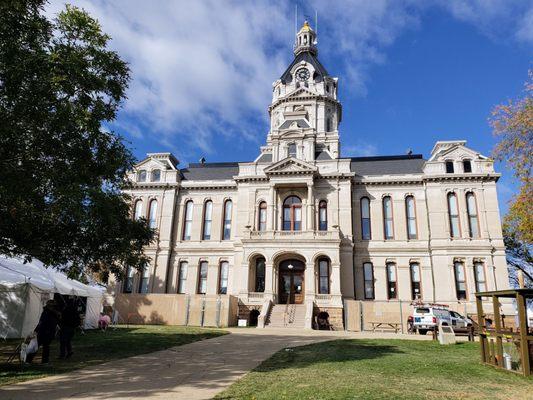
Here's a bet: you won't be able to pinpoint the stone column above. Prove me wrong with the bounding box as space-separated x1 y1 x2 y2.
307 182 314 231
330 262 343 306
265 262 274 301
305 262 316 301
268 184 275 231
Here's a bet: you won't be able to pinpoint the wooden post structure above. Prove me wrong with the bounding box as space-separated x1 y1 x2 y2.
492 295 503 368
516 292 530 376
475 294 486 363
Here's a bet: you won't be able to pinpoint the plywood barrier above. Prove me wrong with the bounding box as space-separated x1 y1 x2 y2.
114 294 238 327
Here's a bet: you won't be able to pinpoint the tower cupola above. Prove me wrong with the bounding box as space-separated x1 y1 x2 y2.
294 20 317 56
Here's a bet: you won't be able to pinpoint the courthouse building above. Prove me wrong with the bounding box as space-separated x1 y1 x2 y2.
113 22 510 330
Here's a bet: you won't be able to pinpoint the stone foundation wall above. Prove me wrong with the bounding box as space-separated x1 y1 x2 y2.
238 304 262 321
314 306 344 330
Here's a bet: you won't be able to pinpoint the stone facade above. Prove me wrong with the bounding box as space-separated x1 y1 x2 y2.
111 21 510 329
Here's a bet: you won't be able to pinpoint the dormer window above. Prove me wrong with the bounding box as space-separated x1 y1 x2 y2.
288 143 297 158
138 170 147 182
463 160 472 173
445 161 454 174
151 169 161 182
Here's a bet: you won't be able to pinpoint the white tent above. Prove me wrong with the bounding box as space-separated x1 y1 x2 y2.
0 256 104 338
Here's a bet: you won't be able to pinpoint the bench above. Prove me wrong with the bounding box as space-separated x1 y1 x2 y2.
369 322 401 333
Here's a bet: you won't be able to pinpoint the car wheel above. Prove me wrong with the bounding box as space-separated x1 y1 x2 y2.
419 329 428 335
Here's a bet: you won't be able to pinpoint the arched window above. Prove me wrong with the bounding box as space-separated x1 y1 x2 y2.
258 202 267 231
445 161 454 173
386 263 397 299
363 262 374 299
182 201 193 241
454 261 467 300
360 197 371 240
447 193 460 238
137 170 147 182
255 257 266 292
177 261 188 294
138 263 149 293
410 263 421 300
474 262 486 292
123 267 134 293
283 196 302 231
382 196 394 240
151 169 161 182
134 200 143 220
197 261 208 294
288 143 297 158
222 200 232 240
318 201 327 231
405 196 417 239
218 261 229 294
148 199 158 229
466 192 479 238
202 200 213 240
318 258 330 294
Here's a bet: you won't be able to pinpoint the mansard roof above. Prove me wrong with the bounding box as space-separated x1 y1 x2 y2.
349 155 425 176
180 162 240 181
280 51 329 84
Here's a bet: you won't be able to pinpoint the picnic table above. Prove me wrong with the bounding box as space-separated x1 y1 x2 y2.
369 322 401 333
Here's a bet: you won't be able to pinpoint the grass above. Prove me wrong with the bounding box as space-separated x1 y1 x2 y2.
215 339 533 400
0 324 227 387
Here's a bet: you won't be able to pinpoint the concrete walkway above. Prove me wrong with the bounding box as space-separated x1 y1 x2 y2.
1 329 435 400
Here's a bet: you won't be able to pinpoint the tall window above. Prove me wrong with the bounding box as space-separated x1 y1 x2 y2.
386 263 397 299
360 197 371 240
255 257 265 292
197 261 208 294
474 262 486 292
258 202 267 231
363 262 375 299
383 196 394 240
463 160 472 173
222 200 232 240
466 192 479 238
410 263 421 300
283 196 302 231
445 161 454 173
202 201 213 240
151 169 161 182
137 170 147 182
318 259 330 294
318 201 327 231
148 199 158 229
123 267 134 293
326 118 332 132
454 262 467 300
134 200 143 220
138 264 149 293
405 196 417 239
288 143 297 157
182 201 193 241
177 261 188 294
219 261 229 294
447 193 460 238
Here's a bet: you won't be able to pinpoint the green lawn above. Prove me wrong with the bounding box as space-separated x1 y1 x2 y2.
216 339 533 400
0 325 227 387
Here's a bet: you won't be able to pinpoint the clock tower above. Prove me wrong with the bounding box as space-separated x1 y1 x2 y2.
259 20 342 163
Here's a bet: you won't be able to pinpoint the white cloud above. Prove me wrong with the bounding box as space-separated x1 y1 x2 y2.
343 141 379 157
45 0 532 160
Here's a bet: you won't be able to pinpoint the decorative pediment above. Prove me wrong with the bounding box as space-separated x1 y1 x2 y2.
263 157 317 176
134 152 179 170
285 86 317 99
428 141 488 162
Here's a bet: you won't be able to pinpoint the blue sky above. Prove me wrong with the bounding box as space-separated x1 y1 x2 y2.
46 1 532 213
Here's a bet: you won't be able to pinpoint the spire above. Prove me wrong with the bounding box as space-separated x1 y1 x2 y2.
294 20 317 56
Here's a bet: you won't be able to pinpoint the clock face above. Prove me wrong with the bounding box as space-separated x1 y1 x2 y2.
295 68 310 82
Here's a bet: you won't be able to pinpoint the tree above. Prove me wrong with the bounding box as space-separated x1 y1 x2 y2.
0 0 153 281
491 71 533 287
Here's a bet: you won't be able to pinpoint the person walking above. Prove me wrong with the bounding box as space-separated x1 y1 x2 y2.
27 300 60 364
59 299 81 359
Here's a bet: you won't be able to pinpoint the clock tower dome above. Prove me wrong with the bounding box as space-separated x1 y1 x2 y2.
259 20 342 163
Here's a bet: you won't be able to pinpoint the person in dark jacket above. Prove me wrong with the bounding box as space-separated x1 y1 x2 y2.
27 300 60 364
59 299 81 359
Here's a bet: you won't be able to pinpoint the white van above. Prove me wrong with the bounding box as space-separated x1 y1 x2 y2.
412 304 452 335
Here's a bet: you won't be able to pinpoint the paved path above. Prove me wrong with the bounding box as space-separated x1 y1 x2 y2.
1 329 345 400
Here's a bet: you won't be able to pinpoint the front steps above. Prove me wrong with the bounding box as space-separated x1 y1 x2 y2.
265 304 306 329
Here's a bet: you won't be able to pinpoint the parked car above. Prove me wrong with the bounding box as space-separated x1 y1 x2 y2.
412 304 452 335
449 310 473 331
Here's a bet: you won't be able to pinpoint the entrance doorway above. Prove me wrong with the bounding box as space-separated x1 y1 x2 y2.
278 260 305 304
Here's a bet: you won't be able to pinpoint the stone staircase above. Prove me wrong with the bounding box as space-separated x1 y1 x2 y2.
265 304 306 329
